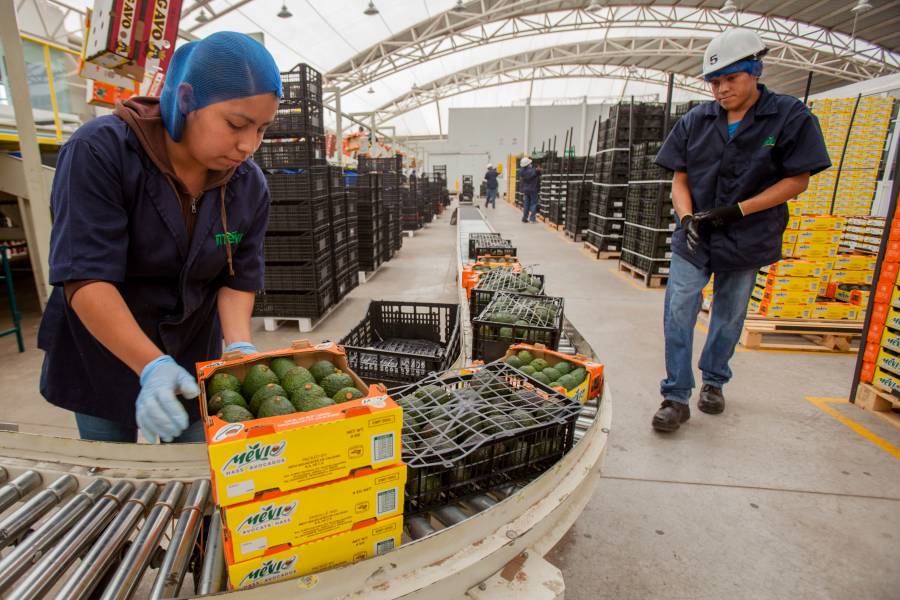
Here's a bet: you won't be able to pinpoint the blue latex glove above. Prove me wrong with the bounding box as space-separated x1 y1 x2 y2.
136 356 198 443
224 341 257 356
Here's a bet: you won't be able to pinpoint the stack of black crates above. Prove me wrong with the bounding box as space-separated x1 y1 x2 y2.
622 141 674 278
586 101 667 255
352 172 385 272
562 155 595 239
253 63 355 320
433 166 450 207
418 173 435 223
461 175 474 203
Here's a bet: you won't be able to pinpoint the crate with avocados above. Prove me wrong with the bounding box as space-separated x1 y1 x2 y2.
198 340 403 508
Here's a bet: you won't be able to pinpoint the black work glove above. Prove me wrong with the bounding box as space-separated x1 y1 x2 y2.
681 214 702 252
693 204 744 233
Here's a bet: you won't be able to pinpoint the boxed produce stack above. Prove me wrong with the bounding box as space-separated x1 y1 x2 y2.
784 214 846 260
501 343 605 404
859 202 900 389
461 256 522 298
198 341 403 589
621 140 674 279
254 65 335 320
472 291 565 362
795 96 894 215
352 172 385 272
564 180 592 239
393 361 582 515
840 216 885 255
749 261 825 319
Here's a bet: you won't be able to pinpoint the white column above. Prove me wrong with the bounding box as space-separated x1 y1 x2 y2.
523 98 532 156
333 88 344 167
579 95 588 155
0 2 52 308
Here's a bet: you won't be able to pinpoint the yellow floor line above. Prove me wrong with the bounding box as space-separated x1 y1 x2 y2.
805 396 900 460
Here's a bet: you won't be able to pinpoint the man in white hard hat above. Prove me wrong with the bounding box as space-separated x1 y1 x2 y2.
651 29 831 433
519 157 541 223
483 163 500 209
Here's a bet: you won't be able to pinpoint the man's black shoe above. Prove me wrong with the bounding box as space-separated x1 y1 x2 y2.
698 384 725 414
652 400 691 432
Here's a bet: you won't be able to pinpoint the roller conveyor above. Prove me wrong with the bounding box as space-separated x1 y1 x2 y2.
0 202 610 598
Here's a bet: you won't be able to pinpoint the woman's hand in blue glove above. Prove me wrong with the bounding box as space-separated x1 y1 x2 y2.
223 341 258 356
135 355 198 443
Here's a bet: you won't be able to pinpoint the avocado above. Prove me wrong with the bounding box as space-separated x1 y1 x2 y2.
554 361 573 375
417 417 450 440
333 387 364 403
499 327 514 340
569 368 587 384
531 372 551 385
217 404 254 423
541 367 561 382
517 350 534 364
281 366 315 394
270 357 298 380
249 383 287 415
294 393 334 412
520 365 536 376
414 384 451 405
309 360 336 383
557 374 577 391
290 382 328 411
207 372 241 397
241 364 279 399
208 389 248 415
320 372 354 398
257 395 295 418
505 355 523 369
530 359 549 372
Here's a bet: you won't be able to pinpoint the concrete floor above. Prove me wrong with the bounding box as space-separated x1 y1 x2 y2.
1 199 898 598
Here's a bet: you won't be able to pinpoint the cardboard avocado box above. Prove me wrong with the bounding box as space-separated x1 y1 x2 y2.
225 515 403 590
197 341 403 507
221 463 405 563
872 367 900 395
502 343 604 404
876 347 900 378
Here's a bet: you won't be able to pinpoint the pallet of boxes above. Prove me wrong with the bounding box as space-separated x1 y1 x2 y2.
198 341 404 589
855 204 900 423
717 214 871 351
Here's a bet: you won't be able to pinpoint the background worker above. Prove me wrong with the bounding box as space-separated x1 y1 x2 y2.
38 32 282 444
483 163 499 209
651 29 831 433
519 157 541 223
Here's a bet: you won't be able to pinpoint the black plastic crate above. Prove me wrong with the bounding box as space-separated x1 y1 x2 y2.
467 233 504 259
358 156 402 173
265 197 330 232
334 264 359 300
253 286 334 318
263 227 331 263
588 213 624 236
564 182 591 235
472 292 564 362
254 135 326 169
339 301 461 388
623 222 672 256
358 248 383 273
620 248 671 276
280 63 323 103
267 97 323 137
331 219 349 247
263 259 333 292
470 270 545 320
329 194 346 221
474 243 517 259
265 167 329 203
345 192 358 220
585 232 623 252
393 362 581 514
332 245 359 274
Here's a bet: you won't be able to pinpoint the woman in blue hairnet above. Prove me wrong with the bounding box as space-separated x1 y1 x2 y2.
37 32 282 443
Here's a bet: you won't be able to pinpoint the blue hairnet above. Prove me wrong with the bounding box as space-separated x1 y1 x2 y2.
160 32 283 141
703 59 763 82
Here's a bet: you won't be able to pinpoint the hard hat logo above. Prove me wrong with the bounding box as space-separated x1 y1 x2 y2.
701 28 766 79
709 54 718 65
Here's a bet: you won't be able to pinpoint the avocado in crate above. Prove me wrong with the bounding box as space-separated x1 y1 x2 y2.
472 292 565 362
393 362 582 514
469 268 545 320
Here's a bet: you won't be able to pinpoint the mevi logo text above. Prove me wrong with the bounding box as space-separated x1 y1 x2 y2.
238 501 297 534
240 556 298 588
223 440 287 475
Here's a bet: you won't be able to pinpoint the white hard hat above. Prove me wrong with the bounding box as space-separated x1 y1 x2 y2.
702 29 767 78
486 163 494 169
520 157 532 167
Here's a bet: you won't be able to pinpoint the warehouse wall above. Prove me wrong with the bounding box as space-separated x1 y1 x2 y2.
417 103 610 193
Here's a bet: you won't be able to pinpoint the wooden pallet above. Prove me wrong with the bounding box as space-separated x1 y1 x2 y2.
582 241 620 260
618 261 668 288
854 382 900 427
738 315 862 352
564 230 582 242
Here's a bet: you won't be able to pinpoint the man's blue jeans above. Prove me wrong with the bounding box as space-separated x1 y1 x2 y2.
75 412 205 443
523 191 539 222
485 188 497 208
660 252 757 405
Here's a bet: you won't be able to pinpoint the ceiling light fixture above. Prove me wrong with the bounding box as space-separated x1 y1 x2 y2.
453 0 465 12
586 1 604 12
719 0 738 14
277 3 292 18
195 8 210 23
368 86 375 94
364 1 380 16
851 0 872 12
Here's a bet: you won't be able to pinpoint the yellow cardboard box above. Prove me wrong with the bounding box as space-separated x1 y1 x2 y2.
792 243 838 258
876 348 900 378
885 306 900 332
872 367 900 395
763 289 818 305
222 463 406 563
881 328 900 352
796 216 847 231
795 230 842 245
755 273 820 292
830 270 873 285
833 254 876 271
811 302 860 320
225 515 403 589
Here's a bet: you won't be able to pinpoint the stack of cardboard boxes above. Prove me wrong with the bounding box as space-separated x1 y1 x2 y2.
795 96 894 216
198 342 405 590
